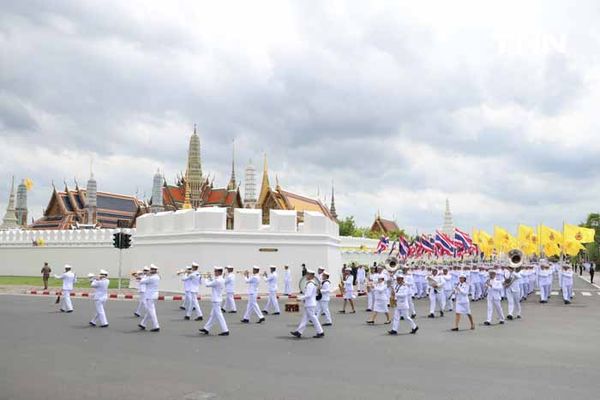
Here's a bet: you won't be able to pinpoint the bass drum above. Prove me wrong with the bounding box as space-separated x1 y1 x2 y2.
298 276 321 293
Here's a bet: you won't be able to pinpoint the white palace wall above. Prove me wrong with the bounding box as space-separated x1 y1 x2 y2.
0 208 341 294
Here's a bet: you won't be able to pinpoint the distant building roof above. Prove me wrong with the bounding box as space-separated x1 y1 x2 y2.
370 216 400 234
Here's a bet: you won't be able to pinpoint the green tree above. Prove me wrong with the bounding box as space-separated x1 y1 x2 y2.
580 213 600 266
338 216 358 237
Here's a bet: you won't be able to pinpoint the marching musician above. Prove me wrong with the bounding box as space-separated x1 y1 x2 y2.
452 274 475 331
388 275 418 335
133 266 149 317
357 265 366 294
315 266 325 317
469 266 481 301
484 270 505 326
504 265 522 321
262 266 281 315
184 263 203 321
427 268 445 318
319 271 333 326
283 265 292 296
89 269 109 328
241 266 265 324
223 266 237 313
401 267 417 318
199 266 229 336
180 265 193 314
290 269 324 339
139 264 160 332
538 263 553 303
441 267 453 313
367 276 391 325
365 266 375 312
561 265 574 304
339 267 356 314
54 265 76 313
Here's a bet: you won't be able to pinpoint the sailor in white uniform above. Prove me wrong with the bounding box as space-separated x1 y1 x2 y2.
389 275 418 335
283 265 292 295
319 271 333 326
290 270 324 338
181 265 193 313
452 275 475 331
340 268 356 313
427 269 445 318
484 270 505 325
357 265 366 294
538 263 553 303
54 265 76 313
561 265 574 304
89 270 109 327
139 264 160 332
441 267 453 312
199 266 229 336
402 267 417 318
184 263 203 321
263 266 281 315
241 266 265 324
133 266 149 317
367 276 391 325
505 266 522 320
223 266 237 313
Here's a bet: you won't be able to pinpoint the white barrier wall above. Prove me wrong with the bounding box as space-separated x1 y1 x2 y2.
0 209 341 295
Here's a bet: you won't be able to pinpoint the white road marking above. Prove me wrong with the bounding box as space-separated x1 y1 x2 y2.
581 292 592 296
576 275 600 290
551 291 558 295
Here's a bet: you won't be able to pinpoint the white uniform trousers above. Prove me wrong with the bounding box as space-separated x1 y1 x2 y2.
562 284 573 301
470 282 481 299
367 290 374 310
243 294 263 320
135 295 146 315
443 290 453 311
61 290 73 311
296 305 323 335
428 290 444 314
416 282 426 298
284 280 292 295
91 299 108 326
319 300 332 324
141 298 159 329
392 308 416 332
540 284 551 301
204 301 228 333
223 292 237 312
357 278 366 293
186 292 202 318
507 290 521 317
183 290 191 310
264 291 280 313
486 297 504 322
408 295 416 316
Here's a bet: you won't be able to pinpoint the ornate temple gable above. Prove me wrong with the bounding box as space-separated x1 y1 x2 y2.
370 216 399 235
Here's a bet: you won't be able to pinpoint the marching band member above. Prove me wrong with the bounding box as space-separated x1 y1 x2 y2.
290 269 324 338
139 264 160 332
427 269 445 318
527 266 536 297
339 268 356 313
441 267 453 312
184 263 203 321
133 266 149 317
241 267 265 324
469 266 481 301
402 267 417 318
54 265 76 313
263 266 281 315
180 265 193 313
561 265 574 304
504 266 522 320
388 275 418 335
283 265 292 296
538 263 553 303
357 265 366 294
89 270 109 327
223 266 237 313
319 271 333 326
484 270 505 326
365 266 375 312
414 265 426 298
452 274 475 331
367 276 391 325
478 266 488 299
199 267 229 336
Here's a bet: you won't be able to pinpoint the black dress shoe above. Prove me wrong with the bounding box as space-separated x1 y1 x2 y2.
366 320 374 325
66 310 73 313
365 309 372 312
179 306 186 310
184 316 190 320
262 310 269 315
388 330 398 335
100 324 109 328
195 317 203 321
516 315 521 319
484 321 491 326
410 326 419 334
138 324 146 330
400 316 405 320
150 328 160 332
507 315 513 320
451 327 459 331
313 333 325 338
228 311 237 314
322 323 332 326
60 309 65 312
499 320 505 324
411 314 416 318
218 331 230 336
221 308 226 313
89 322 96 327
134 313 141 317
241 319 249 323
273 312 280 315
339 310 346 314
440 311 444 317
199 328 209 335
257 318 265 324
428 313 435 318
290 331 301 338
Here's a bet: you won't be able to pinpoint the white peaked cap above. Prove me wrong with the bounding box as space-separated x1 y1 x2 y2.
322 270 330 276
150 264 158 270
214 266 223 271
344 267 352 272
191 262 199 267
64 264 72 269
99 269 108 275
252 265 260 270
318 266 325 270
226 265 235 269
269 265 277 269
186 265 192 270
87 273 95 278
306 269 316 274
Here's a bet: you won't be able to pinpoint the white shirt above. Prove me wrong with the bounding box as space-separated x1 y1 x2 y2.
188 271 201 293
320 280 331 302
182 272 193 292
55 271 76 290
393 284 410 310
284 269 291 282
343 275 353 292
357 267 366 280
245 274 260 295
302 281 318 307
455 282 470 304
205 276 225 302
138 275 147 293
224 273 236 293
442 273 453 290
487 278 503 301
91 278 109 301
265 271 278 292
140 274 160 300
561 270 573 285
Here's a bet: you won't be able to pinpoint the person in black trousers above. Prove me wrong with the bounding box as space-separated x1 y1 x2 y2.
590 262 595 284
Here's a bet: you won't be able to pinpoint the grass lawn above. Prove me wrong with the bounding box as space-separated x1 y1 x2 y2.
0 276 129 289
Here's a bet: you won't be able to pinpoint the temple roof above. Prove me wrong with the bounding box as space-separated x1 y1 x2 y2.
370 216 400 234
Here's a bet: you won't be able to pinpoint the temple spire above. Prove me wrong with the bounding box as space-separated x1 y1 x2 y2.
182 172 192 209
227 139 236 191
243 159 257 208
257 153 270 206
329 180 338 221
186 125 202 207
86 162 97 225
151 168 163 213
1 176 19 230
442 198 454 237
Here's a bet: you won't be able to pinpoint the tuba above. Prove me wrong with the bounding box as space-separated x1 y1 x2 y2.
508 249 524 268
384 256 401 274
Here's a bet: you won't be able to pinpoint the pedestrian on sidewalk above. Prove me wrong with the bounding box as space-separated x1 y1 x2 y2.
41 262 51 290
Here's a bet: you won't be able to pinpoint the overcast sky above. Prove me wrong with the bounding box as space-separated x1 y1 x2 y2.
1 0 600 234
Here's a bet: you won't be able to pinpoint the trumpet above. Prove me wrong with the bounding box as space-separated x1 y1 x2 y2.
175 269 189 276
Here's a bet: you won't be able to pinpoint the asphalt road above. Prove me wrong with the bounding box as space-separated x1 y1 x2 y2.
1 277 599 400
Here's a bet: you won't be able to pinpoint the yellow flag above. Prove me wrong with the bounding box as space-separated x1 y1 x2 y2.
564 224 595 244
543 242 561 257
563 240 585 256
517 225 538 256
540 225 563 246
472 229 480 245
479 230 495 256
494 226 517 253
24 178 34 191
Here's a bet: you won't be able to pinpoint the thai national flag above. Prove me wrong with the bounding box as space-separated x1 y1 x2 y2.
398 236 410 257
435 230 455 256
388 240 398 256
420 234 435 254
375 236 390 254
454 228 472 250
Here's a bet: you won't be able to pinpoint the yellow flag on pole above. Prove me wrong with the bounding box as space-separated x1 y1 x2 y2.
540 225 563 247
494 226 517 253
563 224 595 244
517 225 538 256
563 240 585 256
479 230 494 256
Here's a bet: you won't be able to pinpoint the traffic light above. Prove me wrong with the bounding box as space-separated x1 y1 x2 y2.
112 233 121 249
121 233 132 249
